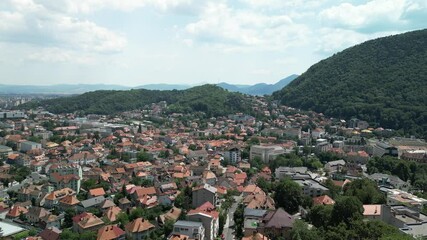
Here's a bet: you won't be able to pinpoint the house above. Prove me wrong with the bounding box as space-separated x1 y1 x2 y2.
77 196 106 213
202 170 217 186
368 173 409 190
260 208 295 239
159 207 182 226
43 188 76 209
27 207 50 224
313 195 335 206
363 204 383 220
6 205 28 219
125 218 155 240
103 206 122 222
68 151 98 165
38 227 61 240
192 184 217 209
242 233 270 240
242 185 264 197
89 187 106 198
294 179 329 197
243 193 275 210
324 160 346 173
188 202 219 240
274 167 308 180
97 225 126 240
48 163 82 193
73 212 104 234
58 195 80 211
172 220 205 240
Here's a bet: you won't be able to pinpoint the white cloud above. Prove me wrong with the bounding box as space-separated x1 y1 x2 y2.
184 2 309 51
0 0 127 65
34 0 196 14
319 0 420 32
26 47 95 64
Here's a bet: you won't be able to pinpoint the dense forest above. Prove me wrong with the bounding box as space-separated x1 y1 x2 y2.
18 85 253 117
272 29 427 139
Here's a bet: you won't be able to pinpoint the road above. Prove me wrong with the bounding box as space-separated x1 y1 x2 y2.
223 196 242 240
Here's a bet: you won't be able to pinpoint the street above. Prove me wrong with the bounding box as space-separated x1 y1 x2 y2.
223 195 242 240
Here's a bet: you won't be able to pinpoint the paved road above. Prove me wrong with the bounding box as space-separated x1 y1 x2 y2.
223 196 242 240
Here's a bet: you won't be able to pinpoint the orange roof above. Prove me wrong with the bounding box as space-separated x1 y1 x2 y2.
363 205 382 216
59 195 80 205
125 218 155 233
188 202 219 219
313 195 335 206
97 225 125 240
89 188 106 197
7 205 28 217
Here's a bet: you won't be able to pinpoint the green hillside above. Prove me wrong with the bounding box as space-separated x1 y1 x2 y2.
19 85 253 117
272 29 427 138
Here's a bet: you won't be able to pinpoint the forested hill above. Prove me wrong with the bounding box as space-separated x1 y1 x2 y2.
272 29 427 138
18 85 253 117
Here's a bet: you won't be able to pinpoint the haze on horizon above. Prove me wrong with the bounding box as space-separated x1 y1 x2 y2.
0 0 426 87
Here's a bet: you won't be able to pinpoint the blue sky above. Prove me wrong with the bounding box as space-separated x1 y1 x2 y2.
0 0 426 86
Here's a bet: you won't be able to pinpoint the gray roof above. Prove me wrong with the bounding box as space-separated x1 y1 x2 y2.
244 208 267 218
294 179 329 191
79 196 105 208
174 220 203 228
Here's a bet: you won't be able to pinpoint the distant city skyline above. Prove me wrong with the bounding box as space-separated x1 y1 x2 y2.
0 0 426 86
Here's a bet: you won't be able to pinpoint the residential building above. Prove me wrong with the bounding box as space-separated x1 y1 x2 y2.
20 141 42 153
294 179 329 197
72 212 104 234
125 218 155 240
97 225 126 240
223 146 242 163
192 184 217 209
48 163 82 193
172 220 205 240
188 202 219 240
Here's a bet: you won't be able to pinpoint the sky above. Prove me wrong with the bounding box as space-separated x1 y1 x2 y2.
0 0 426 86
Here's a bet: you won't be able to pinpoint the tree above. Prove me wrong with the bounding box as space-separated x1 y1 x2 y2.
60 229 79 240
63 209 77 228
274 178 303 214
308 204 333 228
343 178 386 204
80 230 97 240
116 212 129 228
290 220 320 240
233 203 244 239
331 196 363 225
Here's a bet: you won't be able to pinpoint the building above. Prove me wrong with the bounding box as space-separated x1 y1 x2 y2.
20 141 42 153
0 111 26 119
97 225 126 240
72 212 104 234
294 179 329 197
223 146 241 163
192 184 217 209
187 202 219 240
48 164 82 193
381 188 427 211
0 145 13 159
363 204 383 220
250 145 285 163
324 160 346 173
260 208 295 239
125 218 155 240
172 220 205 240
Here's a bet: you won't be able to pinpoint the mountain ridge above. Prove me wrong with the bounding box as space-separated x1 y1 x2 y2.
272 29 427 138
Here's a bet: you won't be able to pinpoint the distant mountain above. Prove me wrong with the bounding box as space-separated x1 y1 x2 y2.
18 85 254 117
0 84 130 94
272 29 427 139
136 84 191 91
217 74 298 95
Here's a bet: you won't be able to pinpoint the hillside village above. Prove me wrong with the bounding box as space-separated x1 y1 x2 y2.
0 96 426 240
